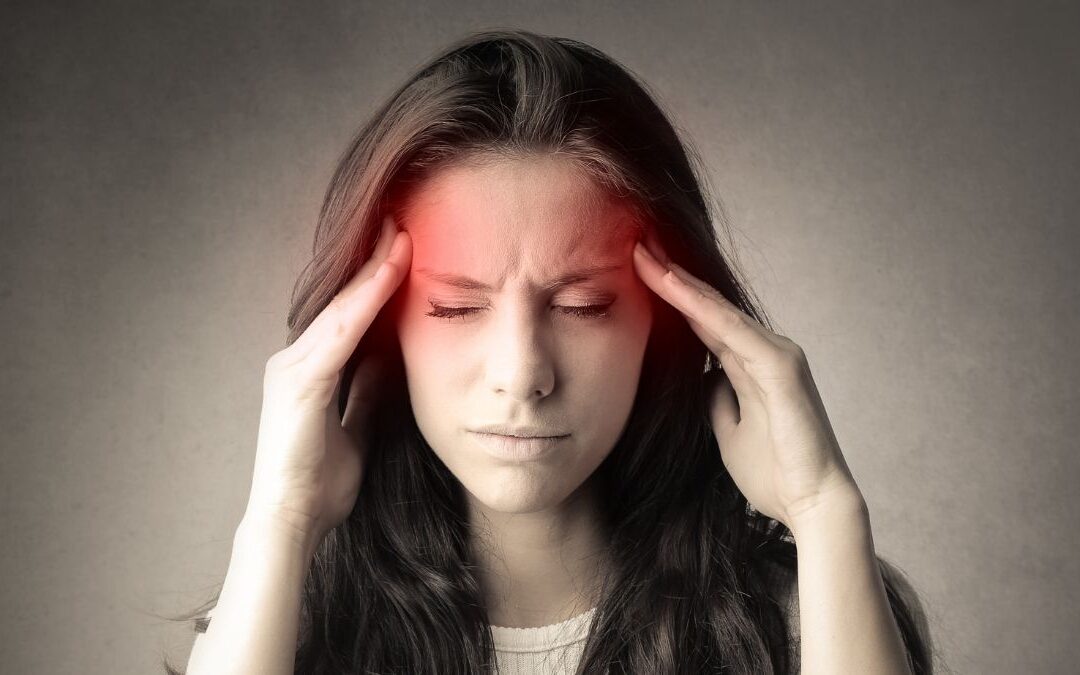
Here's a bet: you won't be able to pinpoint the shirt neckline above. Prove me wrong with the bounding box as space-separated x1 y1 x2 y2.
490 606 599 653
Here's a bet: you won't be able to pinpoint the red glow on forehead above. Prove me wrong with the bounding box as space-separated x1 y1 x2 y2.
414 259 627 291
392 154 656 313
401 219 640 290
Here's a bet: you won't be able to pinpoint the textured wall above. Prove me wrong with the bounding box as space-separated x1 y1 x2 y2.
2 1 1076 673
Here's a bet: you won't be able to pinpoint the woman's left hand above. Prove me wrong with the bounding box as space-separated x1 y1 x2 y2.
632 234 865 530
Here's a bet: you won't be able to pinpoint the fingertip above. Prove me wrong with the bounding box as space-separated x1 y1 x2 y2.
641 228 671 267
375 252 409 287
387 229 409 260
633 240 662 269
367 215 398 263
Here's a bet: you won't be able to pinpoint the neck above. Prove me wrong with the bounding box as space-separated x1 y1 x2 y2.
468 479 610 628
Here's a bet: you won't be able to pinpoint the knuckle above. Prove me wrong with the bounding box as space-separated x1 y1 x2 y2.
691 286 713 306
262 359 292 393
685 285 723 317
778 347 801 368
716 306 746 331
777 343 809 379
264 350 290 375
779 336 805 360
263 349 306 389
269 366 333 407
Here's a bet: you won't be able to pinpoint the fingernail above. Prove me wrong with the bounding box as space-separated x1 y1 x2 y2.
668 262 691 283
642 233 671 267
634 241 657 263
388 230 406 257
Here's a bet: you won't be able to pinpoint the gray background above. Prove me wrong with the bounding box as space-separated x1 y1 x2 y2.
2 1 1077 673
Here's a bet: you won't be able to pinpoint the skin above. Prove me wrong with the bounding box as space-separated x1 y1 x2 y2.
385 152 912 671
391 154 652 628
634 238 914 673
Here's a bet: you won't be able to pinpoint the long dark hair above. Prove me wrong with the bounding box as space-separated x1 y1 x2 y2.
164 28 935 674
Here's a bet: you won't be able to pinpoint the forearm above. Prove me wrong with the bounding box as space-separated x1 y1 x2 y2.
184 512 319 675
790 492 912 675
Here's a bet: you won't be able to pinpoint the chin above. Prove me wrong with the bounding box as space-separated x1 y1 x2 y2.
462 471 576 516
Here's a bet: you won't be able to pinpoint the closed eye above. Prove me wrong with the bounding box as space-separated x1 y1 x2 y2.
425 302 614 321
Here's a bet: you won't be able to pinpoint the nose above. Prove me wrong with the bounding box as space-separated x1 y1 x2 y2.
482 302 556 402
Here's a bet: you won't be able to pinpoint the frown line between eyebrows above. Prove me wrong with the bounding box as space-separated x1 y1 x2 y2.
414 262 626 292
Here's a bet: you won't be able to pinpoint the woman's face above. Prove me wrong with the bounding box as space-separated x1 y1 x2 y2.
393 154 653 516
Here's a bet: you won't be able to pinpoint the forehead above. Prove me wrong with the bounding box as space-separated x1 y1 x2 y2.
400 155 639 268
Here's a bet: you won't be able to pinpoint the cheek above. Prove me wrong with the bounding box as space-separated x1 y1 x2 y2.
598 292 652 361
601 301 652 391
394 306 444 402
394 292 439 358
562 318 649 401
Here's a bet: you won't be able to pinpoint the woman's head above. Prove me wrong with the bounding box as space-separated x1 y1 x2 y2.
269 28 802 673
286 28 765 525
391 152 652 517
165 28 932 675
287 28 760 366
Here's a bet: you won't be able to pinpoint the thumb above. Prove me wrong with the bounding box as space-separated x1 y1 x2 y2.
341 355 387 439
705 369 740 444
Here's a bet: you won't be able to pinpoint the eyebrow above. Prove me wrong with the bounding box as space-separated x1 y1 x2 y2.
415 262 625 292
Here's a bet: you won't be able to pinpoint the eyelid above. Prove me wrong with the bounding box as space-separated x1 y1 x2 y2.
424 298 615 321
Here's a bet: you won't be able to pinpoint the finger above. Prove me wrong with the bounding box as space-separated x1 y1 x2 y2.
641 226 672 268
363 214 401 282
341 354 386 438
290 225 411 383
673 265 788 351
685 312 765 407
636 229 763 407
632 242 778 366
705 369 740 443
290 215 402 359
326 215 400 312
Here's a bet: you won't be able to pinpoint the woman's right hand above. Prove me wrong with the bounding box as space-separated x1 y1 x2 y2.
244 215 411 551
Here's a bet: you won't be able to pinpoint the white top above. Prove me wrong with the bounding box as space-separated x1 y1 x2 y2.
490 607 598 674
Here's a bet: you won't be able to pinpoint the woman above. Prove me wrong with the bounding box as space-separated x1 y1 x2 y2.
169 28 933 674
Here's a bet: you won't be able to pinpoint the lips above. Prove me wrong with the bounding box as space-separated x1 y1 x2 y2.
470 423 570 438
470 431 568 461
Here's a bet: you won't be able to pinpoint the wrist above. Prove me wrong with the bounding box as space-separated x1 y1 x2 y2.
787 485 869 541
237 509 324 562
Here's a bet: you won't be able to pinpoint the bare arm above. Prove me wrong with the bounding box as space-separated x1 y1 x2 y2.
790 493 912 675
184 512 320 675
182 217 409 673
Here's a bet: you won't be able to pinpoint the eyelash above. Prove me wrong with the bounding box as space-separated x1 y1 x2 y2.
425 302 614 321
